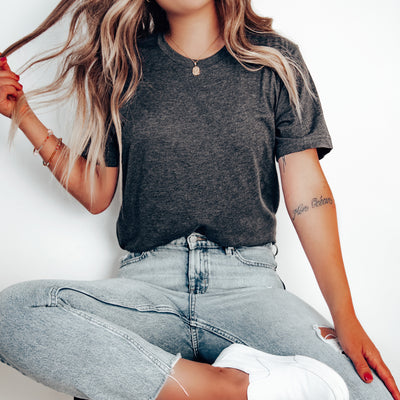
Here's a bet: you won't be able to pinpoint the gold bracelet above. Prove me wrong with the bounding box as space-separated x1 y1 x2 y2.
33 129 53 155
43 138 63 167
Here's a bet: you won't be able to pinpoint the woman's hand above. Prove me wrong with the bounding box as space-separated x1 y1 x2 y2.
279 149 400 399
0 56 25 118
335 316 400 400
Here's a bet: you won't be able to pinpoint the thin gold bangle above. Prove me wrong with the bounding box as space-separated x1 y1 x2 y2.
43 138 63 167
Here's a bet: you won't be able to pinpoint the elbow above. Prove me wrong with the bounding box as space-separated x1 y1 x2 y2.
86 199 112 215
82 179 118 215
87 204 109 215
88 207 105 215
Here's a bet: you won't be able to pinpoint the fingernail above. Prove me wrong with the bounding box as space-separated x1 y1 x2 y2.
0 57 7 62
364 372 373 382
16 74 20 80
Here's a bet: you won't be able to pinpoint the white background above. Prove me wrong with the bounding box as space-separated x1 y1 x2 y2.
0 1 399 399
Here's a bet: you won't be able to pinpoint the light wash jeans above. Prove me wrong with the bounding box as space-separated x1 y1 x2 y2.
0 232 391 400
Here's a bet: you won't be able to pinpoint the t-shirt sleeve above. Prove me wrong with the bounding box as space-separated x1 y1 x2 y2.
80 125 120 167
274 43 332 161
103 126 120 167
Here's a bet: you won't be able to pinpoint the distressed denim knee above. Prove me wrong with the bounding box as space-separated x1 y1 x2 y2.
0 279 69 368
0 279 183 400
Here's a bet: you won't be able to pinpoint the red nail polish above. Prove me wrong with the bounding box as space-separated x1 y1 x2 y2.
0 56 6 62
16 75 20 80
364 372 373 382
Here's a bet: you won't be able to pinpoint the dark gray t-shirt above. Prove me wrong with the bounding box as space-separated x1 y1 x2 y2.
102 32 332 252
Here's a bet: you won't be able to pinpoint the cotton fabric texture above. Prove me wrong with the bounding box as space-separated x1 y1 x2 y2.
98 32 332 253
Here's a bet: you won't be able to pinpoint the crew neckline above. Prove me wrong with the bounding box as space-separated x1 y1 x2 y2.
157 33 228 68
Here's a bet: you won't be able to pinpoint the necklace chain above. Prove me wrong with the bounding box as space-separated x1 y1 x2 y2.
166 33 222 76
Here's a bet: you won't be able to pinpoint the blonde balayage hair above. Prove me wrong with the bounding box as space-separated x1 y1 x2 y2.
3 0 312 201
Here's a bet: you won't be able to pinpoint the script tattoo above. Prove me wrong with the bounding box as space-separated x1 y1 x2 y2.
311 196 333 208
292 203 309 221
292 196 334 221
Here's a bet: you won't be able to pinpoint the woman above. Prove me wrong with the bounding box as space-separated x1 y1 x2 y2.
0 0 399 399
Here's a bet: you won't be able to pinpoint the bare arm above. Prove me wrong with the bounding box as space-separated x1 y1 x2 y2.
279 149 353 323
278 148 400 400
19 111 119 214
0 57 118 214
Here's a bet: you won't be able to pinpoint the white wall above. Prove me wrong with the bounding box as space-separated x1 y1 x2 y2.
0 1 399 399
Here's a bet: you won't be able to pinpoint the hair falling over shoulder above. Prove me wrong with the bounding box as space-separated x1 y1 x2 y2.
2 0 310 196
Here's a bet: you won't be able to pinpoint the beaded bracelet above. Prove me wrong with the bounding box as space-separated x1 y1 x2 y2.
43 138 63 167
33 129 53 155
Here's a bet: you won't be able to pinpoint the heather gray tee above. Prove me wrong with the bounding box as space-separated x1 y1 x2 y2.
102 32 332 252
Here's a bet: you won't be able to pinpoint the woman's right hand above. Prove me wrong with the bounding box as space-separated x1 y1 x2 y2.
0 56 25 118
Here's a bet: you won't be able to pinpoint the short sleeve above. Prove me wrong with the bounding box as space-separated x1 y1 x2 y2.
103 126 119 167
80 125 120 167
274 43 332 161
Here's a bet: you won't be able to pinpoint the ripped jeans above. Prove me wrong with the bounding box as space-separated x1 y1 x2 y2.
0 231 391 400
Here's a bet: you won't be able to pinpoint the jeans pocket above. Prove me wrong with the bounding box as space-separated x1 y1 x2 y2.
120 251 149 268
233 243 277 270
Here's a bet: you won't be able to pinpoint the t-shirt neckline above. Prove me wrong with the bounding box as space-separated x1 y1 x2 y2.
157 32 228 68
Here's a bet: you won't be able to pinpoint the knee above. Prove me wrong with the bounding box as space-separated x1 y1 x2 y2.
0 280 54 359
0 280 54 317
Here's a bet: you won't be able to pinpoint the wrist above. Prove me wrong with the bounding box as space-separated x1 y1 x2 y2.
332 307 358 328
17 105 36 132
324 285 356 326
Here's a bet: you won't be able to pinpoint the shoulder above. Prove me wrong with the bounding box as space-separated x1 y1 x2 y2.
127 33 160 68
137 33 158 49
136 33 160 56
246 30 301 59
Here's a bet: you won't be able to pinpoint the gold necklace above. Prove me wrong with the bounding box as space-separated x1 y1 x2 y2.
166 34 222 76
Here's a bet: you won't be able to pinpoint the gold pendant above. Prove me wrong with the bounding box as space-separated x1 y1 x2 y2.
192 65 201 76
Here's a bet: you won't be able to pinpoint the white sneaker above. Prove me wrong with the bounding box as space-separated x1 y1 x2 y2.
212 343 349 400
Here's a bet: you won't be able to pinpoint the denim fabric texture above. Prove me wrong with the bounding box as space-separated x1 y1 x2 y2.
0 232 391 400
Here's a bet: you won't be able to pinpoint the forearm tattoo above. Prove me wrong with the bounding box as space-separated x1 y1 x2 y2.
311 196 333 208
292 203 309 220
291 196 334 221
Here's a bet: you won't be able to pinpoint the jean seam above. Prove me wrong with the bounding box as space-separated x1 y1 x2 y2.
50 286 59 306
120 251 150 268
0 353 18 370
149 353 182 400
191 318 248 345
0 352 36 380
56 299 175 374
48 285 186 320
189 292 199 358
233 249 277 270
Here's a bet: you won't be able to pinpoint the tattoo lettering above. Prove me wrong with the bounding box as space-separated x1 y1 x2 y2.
311 196 333 208
292 203 309 221
292 196 334 221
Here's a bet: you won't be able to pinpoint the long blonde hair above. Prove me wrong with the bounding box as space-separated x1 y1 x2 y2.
2 0 312 200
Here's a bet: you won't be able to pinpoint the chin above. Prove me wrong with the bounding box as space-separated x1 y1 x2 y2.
155 0 215 16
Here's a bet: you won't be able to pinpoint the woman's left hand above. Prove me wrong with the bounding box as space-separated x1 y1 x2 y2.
278 149 399 399
334 316 400 400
